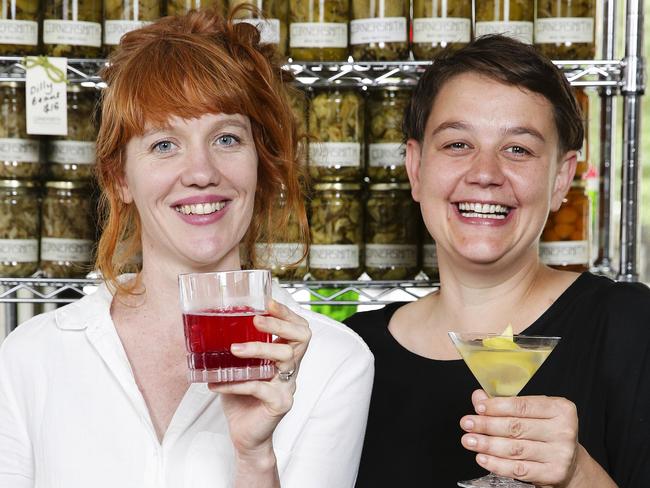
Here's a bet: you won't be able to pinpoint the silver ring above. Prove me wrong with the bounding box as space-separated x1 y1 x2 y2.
278 368 295 382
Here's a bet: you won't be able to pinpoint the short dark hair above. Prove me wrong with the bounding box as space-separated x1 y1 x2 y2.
403 35 584 154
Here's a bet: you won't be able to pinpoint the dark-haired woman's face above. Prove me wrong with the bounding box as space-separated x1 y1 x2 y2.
120 113 258 272
406 73 577 271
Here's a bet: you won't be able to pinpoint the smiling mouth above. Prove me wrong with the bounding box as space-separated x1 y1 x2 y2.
456 202 512 220
174 201 227 216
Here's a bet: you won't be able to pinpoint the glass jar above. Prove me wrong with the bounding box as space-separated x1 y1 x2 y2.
474 0 534 44
574 87 589 179
367 87 409 182
40 181 95 278
0 0 39 55
229 0 288 56
165 0 226 15
412 0 471 60
43 0 103 58
365 183 418 280
308 87 364 182
104 0 162 53
47 85 98 181
309 182 363 280
535 0 596 60
540 181 590 272
0 179 39 277
0 82 42 180
421 227 438 281
289 0 348 61
288 87 308 167
350 0 408 61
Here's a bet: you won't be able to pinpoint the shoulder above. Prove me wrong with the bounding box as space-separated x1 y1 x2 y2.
575 273 650 318
344 302 405 343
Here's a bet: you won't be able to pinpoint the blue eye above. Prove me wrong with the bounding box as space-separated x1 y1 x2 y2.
216 135 239 146
152 140 176 153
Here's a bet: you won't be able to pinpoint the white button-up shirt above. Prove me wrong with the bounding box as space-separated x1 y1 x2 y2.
0 282 374 488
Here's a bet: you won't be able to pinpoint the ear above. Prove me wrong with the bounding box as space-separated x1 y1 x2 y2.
550 150 578 212
117 174 133 204
405 139 423 202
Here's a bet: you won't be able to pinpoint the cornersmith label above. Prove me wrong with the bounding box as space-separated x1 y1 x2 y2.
366 244 417 268
41 238 93 262
350 17 407 45
310 142 361 167
475 21 533 44
0 20 38 45
413 17 471 44
535 18 594 44
104 20 152 45
310 244 359 269
0 138 40 162
235 18 281 45
0 239 38 262
539 241 589 266
290 22 347 48
49 141 96 164
43 20 101 47
368 142 404 167
25 56 67 136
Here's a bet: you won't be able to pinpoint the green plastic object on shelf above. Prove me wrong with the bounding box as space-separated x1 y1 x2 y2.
310 287 359 322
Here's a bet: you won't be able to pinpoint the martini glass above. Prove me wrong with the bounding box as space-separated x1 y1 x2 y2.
448 331 560 488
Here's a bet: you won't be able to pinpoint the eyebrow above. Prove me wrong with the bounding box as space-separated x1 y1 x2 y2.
141 115 250 138
430 120 546 143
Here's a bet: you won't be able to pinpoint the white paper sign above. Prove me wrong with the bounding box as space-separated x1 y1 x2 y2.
25 56 68 136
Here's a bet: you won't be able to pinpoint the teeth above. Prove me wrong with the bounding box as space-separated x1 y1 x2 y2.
457 202 510 216
175 201 226 215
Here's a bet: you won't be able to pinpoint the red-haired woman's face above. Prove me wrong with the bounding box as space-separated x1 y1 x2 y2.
120 112 258 272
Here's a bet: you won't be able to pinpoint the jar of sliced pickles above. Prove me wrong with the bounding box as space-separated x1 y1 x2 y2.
367 87 409 182
365 183 418 280
535 0 595 60
540 181 590 272
421 228 438 281
104 0 161 53
41 180 95 278
350 0 408 61
474 0 534 44
0 0 39 55
412 0 471 60
229 0 288 56
289 0 348 61
0 179 39 277
309 87 364 182
166 0 226 15
309 182 363 280
0 82 42 180
43 0 103 58
47 85 97 181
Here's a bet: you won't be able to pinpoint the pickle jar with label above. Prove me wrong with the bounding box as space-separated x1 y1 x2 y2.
412 0 471 60
104 0 162 54
365 183 419 280
367 87 409 182
0 0 39 55
540 180 590 272
308 87 364 182
474 0 534 44
421 227 438 281
165 0 226 15
0 82 42 180
0 179 40 277
43 0 103 58
350 0 409 61
40 181 95 278
535 0 595 60
47 85 98 181
229 0 288 57
289 0 348 61
309 182 363 280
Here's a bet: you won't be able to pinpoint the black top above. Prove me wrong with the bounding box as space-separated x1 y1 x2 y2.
345 273 650 488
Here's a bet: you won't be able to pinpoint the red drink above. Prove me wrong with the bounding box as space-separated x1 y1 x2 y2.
182 306 274 382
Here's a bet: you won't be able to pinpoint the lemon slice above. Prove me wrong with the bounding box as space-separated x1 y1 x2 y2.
482 324 517 350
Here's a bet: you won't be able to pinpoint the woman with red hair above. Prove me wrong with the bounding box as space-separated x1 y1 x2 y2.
0 9 373 487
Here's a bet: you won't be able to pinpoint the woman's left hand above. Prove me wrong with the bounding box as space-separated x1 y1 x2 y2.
460 389 580 487
209 299 311 459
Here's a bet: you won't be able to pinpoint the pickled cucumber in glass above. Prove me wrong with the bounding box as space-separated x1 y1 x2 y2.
0 82 42 180
367 88 409 182
365 183 418 280
309 183 363 280
350 0 408 61
309 88 364 182
229 0 288 56
166 0 226 15
104 0 162 52
0 180 39 277
475 0 534 44
43 0 103 58
412 0 471 60
535 0 595 60
0 0 39 55
289 0 348 61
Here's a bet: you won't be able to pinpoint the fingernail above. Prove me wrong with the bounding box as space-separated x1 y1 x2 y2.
463 419 474 430
466 436 477 447
477 454 488 465
476 403 486 414
231 344 244 353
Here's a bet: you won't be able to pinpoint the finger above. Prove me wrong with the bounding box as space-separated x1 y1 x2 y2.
474 453 547 484
209 380 294 416
471 389 489 412
267 299 307 326
460 415 557 442
253 314 311 345
231 341 294 363
461 433 550 463
475 395 577 420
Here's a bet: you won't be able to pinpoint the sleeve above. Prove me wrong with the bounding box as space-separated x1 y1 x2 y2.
0 339 35 487
279 344 374 488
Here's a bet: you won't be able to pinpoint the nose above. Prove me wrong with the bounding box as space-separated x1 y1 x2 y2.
464 150 506 188
179 143 220 188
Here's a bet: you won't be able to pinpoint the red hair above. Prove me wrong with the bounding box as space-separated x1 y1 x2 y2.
95 9 308 294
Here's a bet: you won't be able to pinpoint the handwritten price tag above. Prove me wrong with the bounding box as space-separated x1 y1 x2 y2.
25 56 68 136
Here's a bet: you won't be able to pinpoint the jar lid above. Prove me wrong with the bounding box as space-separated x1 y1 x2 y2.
45 180 90 189
0 80 21 88
0 179 37 188
313 182 362 191
369 182 411 191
